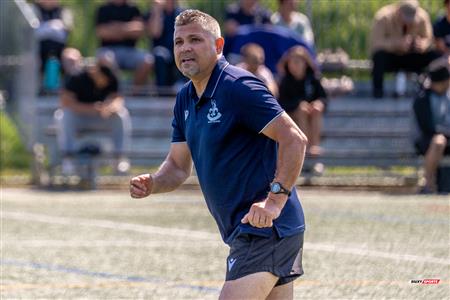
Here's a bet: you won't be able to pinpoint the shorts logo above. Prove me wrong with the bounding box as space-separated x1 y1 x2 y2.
228 258 237 271
207 99 222 123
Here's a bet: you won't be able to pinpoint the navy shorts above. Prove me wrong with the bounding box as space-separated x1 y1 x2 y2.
225 231 304 286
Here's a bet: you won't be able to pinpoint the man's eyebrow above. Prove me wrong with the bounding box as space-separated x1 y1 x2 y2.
175 33 203 40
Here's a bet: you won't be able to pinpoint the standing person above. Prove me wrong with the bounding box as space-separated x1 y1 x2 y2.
433 0 450 55
130 9 308 300
370 0 439 98
56 60 131 176
271 0 315 48
146 0 184 89
278 46 327 157
413 64 450 194
95 0 153 90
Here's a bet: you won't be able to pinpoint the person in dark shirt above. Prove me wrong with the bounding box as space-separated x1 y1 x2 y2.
146 0 184 88
55 60 131 175
433 0 450 55
130 9 307 299
95 0 153 89
32 0 73 72
223 0 272 56
413 63 450 193
278 46 327 156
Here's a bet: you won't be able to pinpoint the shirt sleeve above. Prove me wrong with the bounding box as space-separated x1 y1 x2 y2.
171 94 186 143
233 77 283 133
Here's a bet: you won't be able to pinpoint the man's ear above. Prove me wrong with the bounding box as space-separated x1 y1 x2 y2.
215 37 225 54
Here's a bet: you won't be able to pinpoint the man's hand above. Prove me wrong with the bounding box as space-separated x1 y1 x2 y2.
130 174 153 198
241 196 287 228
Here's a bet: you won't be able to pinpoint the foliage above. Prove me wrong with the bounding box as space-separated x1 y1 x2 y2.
0 111 31 170
60 0 444 59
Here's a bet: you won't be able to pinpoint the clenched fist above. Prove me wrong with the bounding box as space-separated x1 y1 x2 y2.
130 174 153 198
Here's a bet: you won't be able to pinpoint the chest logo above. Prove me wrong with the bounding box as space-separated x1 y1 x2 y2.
207 99 222 123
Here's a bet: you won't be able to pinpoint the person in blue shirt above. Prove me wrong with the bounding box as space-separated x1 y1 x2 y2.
130 9 308 300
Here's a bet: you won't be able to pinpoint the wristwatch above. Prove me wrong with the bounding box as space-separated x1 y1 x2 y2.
270 182 291 196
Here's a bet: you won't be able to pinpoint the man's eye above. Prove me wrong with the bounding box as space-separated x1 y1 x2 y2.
175 40 182 45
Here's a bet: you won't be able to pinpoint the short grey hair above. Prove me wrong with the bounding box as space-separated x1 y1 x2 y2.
175 9 221 39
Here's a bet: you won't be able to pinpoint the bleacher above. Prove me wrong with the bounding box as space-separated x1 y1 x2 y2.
34 79 423 189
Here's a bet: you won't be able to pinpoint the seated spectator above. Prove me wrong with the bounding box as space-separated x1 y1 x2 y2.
369 0 440 99
413 63 450 194
223 0 272 56
278 46 327 157
236 43 278 97
95 0 153 91
271 0 314 48
433 0 450 55
31 0 73 87
61 47 83 78
55 59 132 176
146 0 184 90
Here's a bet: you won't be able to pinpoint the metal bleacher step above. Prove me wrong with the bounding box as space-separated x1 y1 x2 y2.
35 94 418 171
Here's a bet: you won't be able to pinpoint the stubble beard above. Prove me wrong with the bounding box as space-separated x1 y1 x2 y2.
180 64 199 79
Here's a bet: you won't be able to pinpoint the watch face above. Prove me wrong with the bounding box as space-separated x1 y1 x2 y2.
271 183 281 193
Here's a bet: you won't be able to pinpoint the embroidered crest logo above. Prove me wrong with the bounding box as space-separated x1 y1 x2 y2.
207 99 222 123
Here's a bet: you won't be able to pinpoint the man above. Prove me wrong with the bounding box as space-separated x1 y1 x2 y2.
271 0 315 48
433 0 450 55
146 0 184 89
413 62 450 194
95 0 153 89
56 60 131 176
370 0 439 98
130 9 308 300
32 0 73 72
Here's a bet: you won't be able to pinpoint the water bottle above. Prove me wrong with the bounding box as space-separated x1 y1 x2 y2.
43 55 61 91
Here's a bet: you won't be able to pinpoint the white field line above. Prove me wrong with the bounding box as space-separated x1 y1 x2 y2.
2 211 450 266
1 211 218 241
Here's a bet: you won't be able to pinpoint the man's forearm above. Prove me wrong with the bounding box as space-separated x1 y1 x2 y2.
151 158 192 194
274 133 307 190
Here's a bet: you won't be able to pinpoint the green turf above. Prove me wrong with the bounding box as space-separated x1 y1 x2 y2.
1 188 449 299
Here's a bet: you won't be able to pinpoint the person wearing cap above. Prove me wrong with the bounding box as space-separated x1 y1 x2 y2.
413 62 450 193
370 0 440 99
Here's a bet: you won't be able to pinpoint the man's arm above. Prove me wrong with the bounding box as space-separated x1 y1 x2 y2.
96 19 144 41
147 0 164 39
241 112 308 227
130 142 193 198
60 90 98 115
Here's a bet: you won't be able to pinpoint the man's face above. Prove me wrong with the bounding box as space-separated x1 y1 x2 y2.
174 23 220 80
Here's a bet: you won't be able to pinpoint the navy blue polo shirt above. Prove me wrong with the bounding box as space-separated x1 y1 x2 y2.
172 56 305 245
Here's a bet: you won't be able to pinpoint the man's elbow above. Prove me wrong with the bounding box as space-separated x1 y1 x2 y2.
292 128 308 150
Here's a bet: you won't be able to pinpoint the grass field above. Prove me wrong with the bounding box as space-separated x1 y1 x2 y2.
1 187 449 299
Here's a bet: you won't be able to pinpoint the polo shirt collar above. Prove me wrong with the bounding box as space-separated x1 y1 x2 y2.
188 56 230 101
